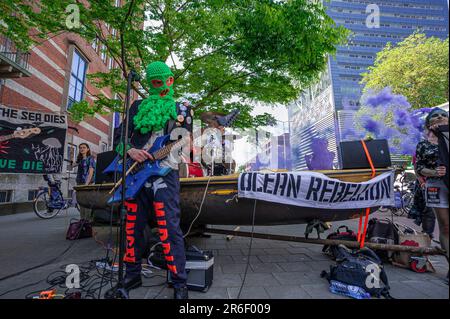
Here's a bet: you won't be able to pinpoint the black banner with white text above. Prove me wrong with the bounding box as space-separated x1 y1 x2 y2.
0 106 67 174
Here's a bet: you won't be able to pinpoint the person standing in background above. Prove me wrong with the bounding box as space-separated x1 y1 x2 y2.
74 143 96 221
415 108 449 284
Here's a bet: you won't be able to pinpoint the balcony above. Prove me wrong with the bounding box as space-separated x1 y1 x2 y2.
0 35 32 78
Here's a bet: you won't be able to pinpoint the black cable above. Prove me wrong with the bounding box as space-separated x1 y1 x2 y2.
0 279 45 298
0 241 77 283
237 199 257 299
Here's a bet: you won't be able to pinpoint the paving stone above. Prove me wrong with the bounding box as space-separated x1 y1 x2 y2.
189 287 229 299
221 263 254 274
212 273 244 288
225 243 250 249
277 262 314 272
303 260 334 272
231 255 262 264
227 287 270 299
217 249 244 256
428 279 449 288
288 242 314 248
286 254 313 262
1 210 447 300
272 272 317 285
304 251 332 261
263 248 289 255
383 267 413 282
264 285 311 299
387 281 430 299
152 287 174 299
300 283 348 299
266 241 293 248
239 273 281 287
257 254 289 263
249 263 284 273
402 280 449 299
239 248 266 256
286 247 311 254
243 242 270 249
214 255 234 264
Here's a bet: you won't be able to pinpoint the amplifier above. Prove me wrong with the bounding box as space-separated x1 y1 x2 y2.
95 151 117 184
167 246 214 292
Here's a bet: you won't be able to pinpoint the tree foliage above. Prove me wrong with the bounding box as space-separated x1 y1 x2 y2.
361 33 449 109
1 0 349 128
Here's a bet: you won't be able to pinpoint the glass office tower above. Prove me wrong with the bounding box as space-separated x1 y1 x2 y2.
289 0 449 170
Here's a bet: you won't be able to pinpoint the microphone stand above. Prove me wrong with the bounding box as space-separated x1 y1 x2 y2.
106 70 139 299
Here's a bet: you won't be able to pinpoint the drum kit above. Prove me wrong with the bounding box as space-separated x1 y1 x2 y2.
178 109 241 178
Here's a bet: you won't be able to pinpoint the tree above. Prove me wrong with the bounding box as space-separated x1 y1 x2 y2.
1 0 348 128
361 33 449 109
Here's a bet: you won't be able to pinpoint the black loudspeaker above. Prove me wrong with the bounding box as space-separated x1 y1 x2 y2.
95 150 118 183
339 139 392 169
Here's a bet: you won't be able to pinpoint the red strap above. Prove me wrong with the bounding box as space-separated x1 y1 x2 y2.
360 140 376 178
357 214 363 242
358 140 377 248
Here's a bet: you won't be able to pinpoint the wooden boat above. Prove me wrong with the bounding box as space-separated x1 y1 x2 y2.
74 168 392 227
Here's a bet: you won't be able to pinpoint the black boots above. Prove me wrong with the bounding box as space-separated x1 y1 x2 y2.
104 276 142 299
174 285 189 299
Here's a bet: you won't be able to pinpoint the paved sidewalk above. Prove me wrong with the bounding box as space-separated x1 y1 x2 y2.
0 209 448 299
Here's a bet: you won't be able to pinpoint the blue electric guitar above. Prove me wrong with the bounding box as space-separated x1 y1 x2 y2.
104 135 189 204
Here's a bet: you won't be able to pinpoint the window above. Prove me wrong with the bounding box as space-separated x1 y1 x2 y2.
28 190 39 201
68 49 87 109
101 44 107 63
0 190 13 203
101 142 108 152
108 56 114 70
92 37 98 52
67 143 77 166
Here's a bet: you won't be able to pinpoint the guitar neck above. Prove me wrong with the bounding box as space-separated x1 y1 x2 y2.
0 134 13 143
152 139 184 160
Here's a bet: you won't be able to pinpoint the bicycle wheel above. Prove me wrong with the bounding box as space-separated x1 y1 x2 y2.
33 192 60 219
400 192 414 215
391 206 405 217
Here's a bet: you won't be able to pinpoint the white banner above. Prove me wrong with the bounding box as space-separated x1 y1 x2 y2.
238 171 394 209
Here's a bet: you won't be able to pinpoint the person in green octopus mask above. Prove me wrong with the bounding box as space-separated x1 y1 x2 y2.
108 61 189 299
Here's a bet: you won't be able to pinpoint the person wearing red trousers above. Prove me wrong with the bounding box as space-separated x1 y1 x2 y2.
106 62 189 299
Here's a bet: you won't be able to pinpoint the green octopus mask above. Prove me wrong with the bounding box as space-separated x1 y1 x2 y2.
133 61 177 134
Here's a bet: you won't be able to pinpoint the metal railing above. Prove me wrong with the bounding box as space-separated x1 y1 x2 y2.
0 35 30 71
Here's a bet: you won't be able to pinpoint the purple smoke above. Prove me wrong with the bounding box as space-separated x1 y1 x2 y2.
362 118 381 135
365 87 411 109
355 88 434 155
394 109 410 127
305 137 335 170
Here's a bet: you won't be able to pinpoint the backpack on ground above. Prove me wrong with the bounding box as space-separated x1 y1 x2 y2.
366 218 399 261
322 225 358 259
66 219 93 240
321 245 393 299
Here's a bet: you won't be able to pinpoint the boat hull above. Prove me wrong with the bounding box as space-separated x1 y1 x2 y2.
74 169 391 226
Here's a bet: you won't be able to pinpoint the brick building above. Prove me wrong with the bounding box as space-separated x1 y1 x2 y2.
0 21 134 210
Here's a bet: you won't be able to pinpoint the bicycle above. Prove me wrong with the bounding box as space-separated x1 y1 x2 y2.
33 173 80 219
379 167 415 216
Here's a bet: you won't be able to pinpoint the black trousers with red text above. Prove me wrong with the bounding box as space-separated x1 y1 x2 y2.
123 170 187 288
